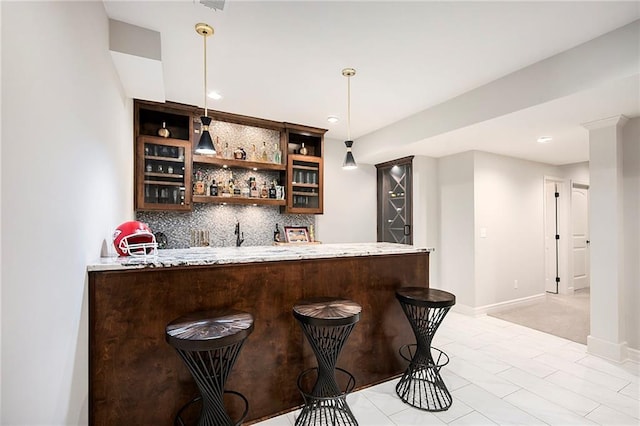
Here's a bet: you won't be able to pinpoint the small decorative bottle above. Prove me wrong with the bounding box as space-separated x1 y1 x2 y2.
157 121 170 138
309 225 315 242
223 142 231 159
193 170 205 195
260 181 268 199
299 142 308 155
274 224 281 242
261 142 268 162
228 172 235 197
209 179 218 196
249 177 259 198
269 180 277 199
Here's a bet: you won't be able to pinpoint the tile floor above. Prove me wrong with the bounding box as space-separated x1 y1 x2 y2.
254 312 639 425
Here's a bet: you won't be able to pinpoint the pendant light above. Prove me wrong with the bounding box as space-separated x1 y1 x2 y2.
195 23 216 155
342 68 357 170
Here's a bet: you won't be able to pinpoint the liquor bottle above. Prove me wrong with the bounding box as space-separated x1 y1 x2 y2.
269 180 277 199
273 224 281 242
273 143 282 164
194 170 205 196
250 144 257 161
223 142 231 159
209 179 218 196
261 141 268 162
215 136 221 158
260 181 268 199
309 225 315 242
249 177 259 198
228 172 235 197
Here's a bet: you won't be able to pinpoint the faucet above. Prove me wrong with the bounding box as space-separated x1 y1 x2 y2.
235 221 245 247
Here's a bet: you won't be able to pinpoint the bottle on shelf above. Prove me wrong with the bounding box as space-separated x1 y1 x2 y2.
260 181 268 199
273 143 282 164
249 177 259 198
228 172 235 197
215 136 221 158
261 141 268 162
269 180 277 199
209 179 218 196
193 170 206 196
299 142 308 156
223 142 231 159
157 121 170 138
309 225 315 242
274 224 281 242
250 144 257 161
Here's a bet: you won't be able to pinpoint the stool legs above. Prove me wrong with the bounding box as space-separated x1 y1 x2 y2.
174 341 249 426
396 303 452 412
296 322 358 426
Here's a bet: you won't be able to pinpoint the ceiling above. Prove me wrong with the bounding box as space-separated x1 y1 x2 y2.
103 1 640 165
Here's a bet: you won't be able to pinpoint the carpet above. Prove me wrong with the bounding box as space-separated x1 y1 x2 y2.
488 288 590 344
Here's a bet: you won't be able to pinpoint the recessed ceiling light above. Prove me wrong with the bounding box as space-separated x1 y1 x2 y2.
208 91 223 100
537 136 553 143
327 115 339 124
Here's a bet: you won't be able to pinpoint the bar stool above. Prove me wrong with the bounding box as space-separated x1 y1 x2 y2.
395 287 456 412
165 309 254 426
293 297 361 426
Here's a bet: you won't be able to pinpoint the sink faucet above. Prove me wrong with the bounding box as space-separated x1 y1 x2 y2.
235 221 244 247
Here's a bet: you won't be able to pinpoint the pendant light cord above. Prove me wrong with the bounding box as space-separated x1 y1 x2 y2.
347 74 351 141
203 32 208 117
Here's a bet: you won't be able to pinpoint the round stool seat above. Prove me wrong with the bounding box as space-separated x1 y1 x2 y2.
166 309 254 351
396 287 455 309
293 297 361 327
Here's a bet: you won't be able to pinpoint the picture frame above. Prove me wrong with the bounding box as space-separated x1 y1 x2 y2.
284 226 310 243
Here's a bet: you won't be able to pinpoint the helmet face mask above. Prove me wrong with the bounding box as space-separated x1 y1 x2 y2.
113 221 158 257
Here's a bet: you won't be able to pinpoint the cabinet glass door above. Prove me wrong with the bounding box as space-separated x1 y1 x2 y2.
287 154 323 214
376 157 413 244
136 137 192 211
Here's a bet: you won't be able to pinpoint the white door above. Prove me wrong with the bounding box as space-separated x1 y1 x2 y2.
544 181 559 293
572 185 590 290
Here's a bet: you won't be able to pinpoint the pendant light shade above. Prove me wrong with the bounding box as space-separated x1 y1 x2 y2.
195 23 216 155
342 68 357 170
343 140 357 170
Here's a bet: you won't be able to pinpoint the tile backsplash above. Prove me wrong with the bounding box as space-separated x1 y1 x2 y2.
137 204 315 248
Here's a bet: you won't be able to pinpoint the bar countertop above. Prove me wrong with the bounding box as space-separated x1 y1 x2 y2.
87 242 434 272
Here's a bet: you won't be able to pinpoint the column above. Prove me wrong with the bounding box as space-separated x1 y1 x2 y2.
582 115 628 362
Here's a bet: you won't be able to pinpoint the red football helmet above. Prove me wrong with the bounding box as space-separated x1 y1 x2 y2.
112 221 158 257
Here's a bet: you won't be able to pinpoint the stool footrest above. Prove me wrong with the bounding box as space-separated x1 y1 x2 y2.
398 344 450 368
174 390 249 426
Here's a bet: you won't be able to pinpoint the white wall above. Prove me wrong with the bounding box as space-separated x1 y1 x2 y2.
622 117 639 351
473 152 557 307
413 156 440 286
438 152 476 306
1 2 132 424
559 161 590 184
315 137 376 243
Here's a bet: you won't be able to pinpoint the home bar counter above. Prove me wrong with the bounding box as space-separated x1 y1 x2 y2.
88 243 432 425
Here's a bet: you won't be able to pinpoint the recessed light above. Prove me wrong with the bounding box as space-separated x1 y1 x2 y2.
208 91 223 100
537 136 553 143
327 115 339 124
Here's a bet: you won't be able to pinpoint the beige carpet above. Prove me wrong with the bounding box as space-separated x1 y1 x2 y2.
488 288 590 344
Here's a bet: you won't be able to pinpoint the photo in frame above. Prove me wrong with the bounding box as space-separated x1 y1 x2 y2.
284 226 310 243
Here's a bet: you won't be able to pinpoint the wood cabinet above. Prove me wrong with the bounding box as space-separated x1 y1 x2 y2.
284 124 325 214
134 100 326 213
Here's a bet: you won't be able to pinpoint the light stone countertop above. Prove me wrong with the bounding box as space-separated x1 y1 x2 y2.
87 242 434 272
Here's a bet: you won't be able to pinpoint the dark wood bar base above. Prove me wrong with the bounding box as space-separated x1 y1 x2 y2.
89 252 429 425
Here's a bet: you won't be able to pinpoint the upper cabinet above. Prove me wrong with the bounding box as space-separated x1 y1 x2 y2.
284 124 325 214
133 100 326 213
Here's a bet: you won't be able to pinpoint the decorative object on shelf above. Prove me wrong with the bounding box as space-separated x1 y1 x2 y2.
284 226 310 243
157 121 171 138
299 142 308 156
274 224 281 242
342 68 358 170
273 143 282 164
309 224 315 242
112 221 158 257
195 23 216 155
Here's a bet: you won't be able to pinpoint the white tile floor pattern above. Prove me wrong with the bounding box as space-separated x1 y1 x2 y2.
253 312 639 426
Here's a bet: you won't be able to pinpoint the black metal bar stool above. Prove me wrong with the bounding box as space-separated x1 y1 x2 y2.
395 287 456 412
293 297 361 426
165 309 254 426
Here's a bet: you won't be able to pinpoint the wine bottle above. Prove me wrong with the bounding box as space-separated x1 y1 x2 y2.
269 180 277 199
210 179 218 196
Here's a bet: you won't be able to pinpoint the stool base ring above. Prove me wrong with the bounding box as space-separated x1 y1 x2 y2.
174 390 249 426
295 367 358 426
395 346 452 412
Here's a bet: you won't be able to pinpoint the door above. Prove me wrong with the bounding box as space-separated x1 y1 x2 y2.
544 180 560 293
376 156 413 244
572 184 590 290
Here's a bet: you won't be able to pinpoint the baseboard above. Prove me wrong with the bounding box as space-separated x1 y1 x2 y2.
452 293 546 317
587 335 629 363
627 347 640 363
